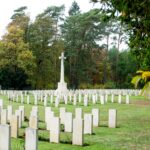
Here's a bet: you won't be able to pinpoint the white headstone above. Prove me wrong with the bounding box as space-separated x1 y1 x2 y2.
73 94 77 105
29 116 38 129
111 94 114 103
45 107 51 122
27 95 30 104
118 94 122 104
84 95 88 106
25 127 38 150
50 117 60 143
7 105 12 123
126 95 130 104
72 118 84 146
59 107 66 124
84 113 93 134
19 106 25 122
0 125 11 150
46 111 54 130
1 109 7 124
15 110 22 128
0 99 3 109
108 109 117 128
100 95 104 105
75 108 82 119
64 112 73 132
92 108 99 127
10 115 19 138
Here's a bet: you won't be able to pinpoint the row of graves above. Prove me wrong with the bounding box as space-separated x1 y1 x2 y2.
0 104 117 149
1 89 140 107
0 89 140 150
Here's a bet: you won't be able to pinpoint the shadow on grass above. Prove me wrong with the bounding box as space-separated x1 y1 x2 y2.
60 140 72 144
18 134 25 139
99 125 108 128
83 143 90 146
24 116 29 121
38 127 46 130
39 136 49 142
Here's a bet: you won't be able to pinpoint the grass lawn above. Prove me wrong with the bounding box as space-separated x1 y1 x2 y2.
1 94 150 150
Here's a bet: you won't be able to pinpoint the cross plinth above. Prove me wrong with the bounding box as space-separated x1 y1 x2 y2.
55 52 68 96
59 52 66 83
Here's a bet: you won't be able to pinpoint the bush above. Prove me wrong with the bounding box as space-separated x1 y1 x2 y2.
104 81 116 89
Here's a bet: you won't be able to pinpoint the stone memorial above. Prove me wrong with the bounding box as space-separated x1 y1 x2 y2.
75 108 83 119
50 117 60 143
64 112 73 132
72 118 84 146
92 108 99 127
55 52 68 95
0 125 11 150
10 115 19 138
108 109 117 128
84 113 93 134
25 127 38 150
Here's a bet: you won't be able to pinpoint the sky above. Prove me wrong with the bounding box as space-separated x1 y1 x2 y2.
0 0 97 37
0 0 127 49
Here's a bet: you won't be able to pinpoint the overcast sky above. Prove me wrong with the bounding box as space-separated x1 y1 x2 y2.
0 0 127 49
0 0 98 37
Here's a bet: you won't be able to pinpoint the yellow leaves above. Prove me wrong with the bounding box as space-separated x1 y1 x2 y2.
6 42 16 50
132 70 150 88
18 50 33 61
141 71 150 81
18 50 36 76
131 75 141 88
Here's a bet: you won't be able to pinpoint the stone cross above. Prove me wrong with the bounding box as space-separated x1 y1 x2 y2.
59 52 66 83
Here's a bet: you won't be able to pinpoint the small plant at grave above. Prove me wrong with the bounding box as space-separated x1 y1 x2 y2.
60 124 64 132
131 70 150 99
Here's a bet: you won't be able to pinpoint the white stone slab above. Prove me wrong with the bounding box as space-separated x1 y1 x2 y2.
108 109 117 128
0 125 11 150
29 116 38 129
75 108 83 119
59 107 66 124
25 127 38 150
118 94 122 104
50 117 60 143
46 111 54 130
10 115 19 138
45 107 51 122
126 95 130 104
0 99 3 109
19 106 25 122
84 113 93 134
15 110 22 128
64 112 72 132
92 108 99 127
72 118 84 146
1 109 7 124
7 105 12 123
111 94 114 103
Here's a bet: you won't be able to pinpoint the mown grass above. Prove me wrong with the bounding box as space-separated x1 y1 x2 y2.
1 94 150 150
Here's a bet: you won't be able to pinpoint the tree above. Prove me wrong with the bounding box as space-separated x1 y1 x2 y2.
27 6 64 89
40 5 65 40
68 1 80 16
10 6 30 42
107 47 139 88
0 19 35 89
62 8 107 88
91 0 150 69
